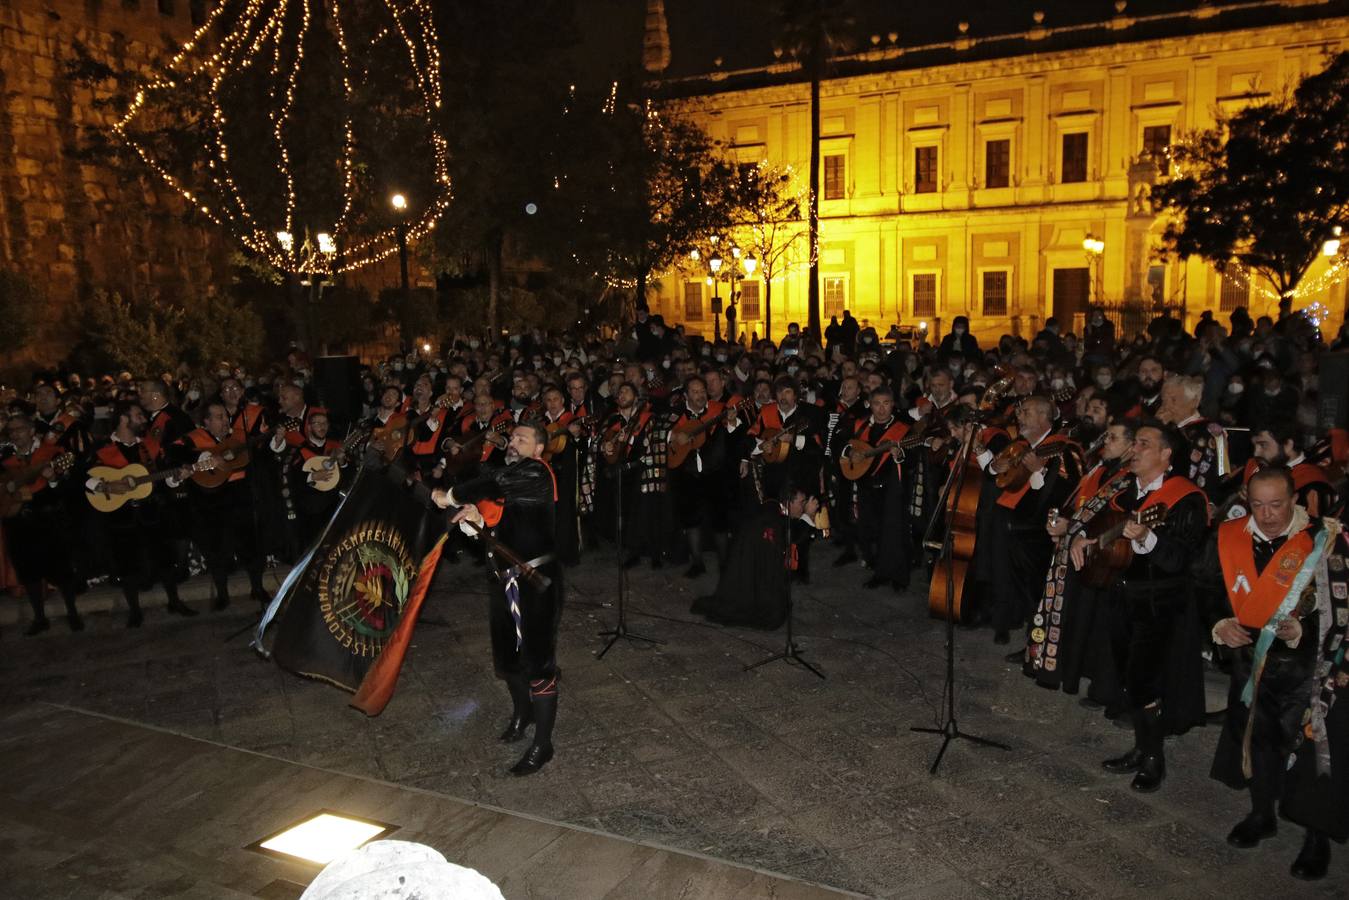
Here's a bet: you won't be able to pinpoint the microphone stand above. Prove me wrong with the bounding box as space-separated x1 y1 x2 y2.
743 501 824 679
597 460 662 658
910 427 1010 773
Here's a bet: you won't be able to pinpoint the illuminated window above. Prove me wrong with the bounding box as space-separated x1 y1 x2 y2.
1142 125 1171 162
915 146 938 193
739 281 760 320
912 273 938 317
683 282 703 321
823 155 845 200
1220 272 1249 311
823 277 846 318
1061 132 1088 183
982 271 1008 316
985 139 1010 189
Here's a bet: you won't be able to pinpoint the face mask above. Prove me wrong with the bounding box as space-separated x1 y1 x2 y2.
1095 374 1113 388
661 359 671 369
715 353 727 363
1050 377 1065 390
468 340 480 350
963 367 976 378
953 328 966 336
393 363 404 372
786 365 800 375
1228 383 1244 395
243 378 255 388
187 390 201 401
949 361 962 373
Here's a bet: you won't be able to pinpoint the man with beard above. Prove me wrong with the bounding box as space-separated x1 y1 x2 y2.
980 395 1083 646
86 402 198 625
667 375 732 578
365 384 405 432
1133 356 1166 417
1076 421 1209 792
1029 420 1136 706
845 386 912 592
1201 468 1338 862
432 422 562 776
287 409 347 550
1243 422 1336 517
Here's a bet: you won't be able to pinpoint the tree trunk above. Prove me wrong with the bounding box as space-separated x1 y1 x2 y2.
806 53 822 340
764 274 773 343
487 228 503 335
635 269 647 324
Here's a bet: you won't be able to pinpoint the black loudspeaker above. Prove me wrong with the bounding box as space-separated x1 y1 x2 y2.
1318 351 1349 433
313 355 363 434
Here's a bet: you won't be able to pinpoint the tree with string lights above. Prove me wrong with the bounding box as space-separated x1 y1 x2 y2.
731 163 809 341
1155 51 1349 309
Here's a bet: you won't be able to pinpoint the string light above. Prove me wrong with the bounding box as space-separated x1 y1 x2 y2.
114 0 452 277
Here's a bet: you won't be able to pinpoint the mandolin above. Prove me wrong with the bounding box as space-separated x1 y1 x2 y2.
756 415 811 465
1080 503 1169 589
667 400 753 470
0 452 76 517
298 429 370 493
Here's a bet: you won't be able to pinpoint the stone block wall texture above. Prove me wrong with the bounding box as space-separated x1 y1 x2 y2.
0 0 229 363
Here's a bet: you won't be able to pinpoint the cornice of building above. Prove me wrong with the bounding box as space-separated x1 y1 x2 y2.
654 2 1349 106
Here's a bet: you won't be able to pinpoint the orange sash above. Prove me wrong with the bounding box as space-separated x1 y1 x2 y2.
1218 518 1314 629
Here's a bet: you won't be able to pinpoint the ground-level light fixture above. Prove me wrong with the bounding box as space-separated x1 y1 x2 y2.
246 809 399 867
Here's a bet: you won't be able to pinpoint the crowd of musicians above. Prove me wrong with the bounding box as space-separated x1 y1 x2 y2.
3 302 1349 871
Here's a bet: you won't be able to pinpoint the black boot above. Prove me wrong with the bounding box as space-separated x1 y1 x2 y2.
124 589 143 629
1130 705 1166 793
165 583 198 617
1102 710 1147 774
511 675 558 777
212 574 230 611
1291 828 1331 881
1226 811 1277 848
248 568 271 606
62 589 83 633
499 675 534 743
683 529 705 579
24 584 49 636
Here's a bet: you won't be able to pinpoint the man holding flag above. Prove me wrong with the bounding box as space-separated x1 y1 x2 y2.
1203 466 1346 880
432 422 562 777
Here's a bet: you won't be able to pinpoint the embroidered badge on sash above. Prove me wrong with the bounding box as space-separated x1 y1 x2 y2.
1031 627 1046 643
1051 612 1061 625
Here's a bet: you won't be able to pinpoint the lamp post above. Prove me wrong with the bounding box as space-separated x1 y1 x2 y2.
391 192 410 301
708 250 723 342
1082 233 1105 308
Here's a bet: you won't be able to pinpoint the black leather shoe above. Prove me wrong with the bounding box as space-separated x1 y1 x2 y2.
67 612 85 633
1079 697 1105 710
167 601 199 617
24 618 50 637
863 576 885 589
1291 829 1331 881
212 594 231 611
510 743 554 776
498 715 534 743
992 630 1010 645
1130 754 1165 792
833 550 858 567
1226 813 1277 849
1102 747 1144 774
684 561 706 579
126 609 144 629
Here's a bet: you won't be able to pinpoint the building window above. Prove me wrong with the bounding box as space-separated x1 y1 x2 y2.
823 154 845 200
738 281 760 320
1220 271 1249 311
822 276 846 318
915 146 938 193
985 139 1010 189
1052 267 1091 323
912 273 937 317
1061 132 1088 183
683 282 703 322
157 0 174 15
1142 125 1171 162
982 271 1008 316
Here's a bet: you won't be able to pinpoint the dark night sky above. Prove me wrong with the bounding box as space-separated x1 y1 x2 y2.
571 0 1298 85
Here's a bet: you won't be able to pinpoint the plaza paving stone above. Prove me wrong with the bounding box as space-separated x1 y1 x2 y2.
1 550 1345 898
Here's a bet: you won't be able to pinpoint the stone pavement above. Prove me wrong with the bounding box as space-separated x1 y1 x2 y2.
2 553 1348 899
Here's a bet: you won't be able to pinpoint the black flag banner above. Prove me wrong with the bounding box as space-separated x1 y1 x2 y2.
256 464 445 696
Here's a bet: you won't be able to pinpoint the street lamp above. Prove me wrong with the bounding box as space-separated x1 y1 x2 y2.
707 252 724 341
1322 225 1342 257
391 193 411 312
1083 233 1105 307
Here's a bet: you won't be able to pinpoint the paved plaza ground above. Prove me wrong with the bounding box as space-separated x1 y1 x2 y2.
2 553 1348 899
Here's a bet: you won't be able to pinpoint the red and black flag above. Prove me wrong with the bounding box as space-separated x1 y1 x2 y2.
254 464 448 715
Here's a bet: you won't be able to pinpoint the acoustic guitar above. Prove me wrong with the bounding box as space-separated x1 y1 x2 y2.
85 460 206 512
189 438 252 490
1080 504 1169 589
993 441 1077 492
371 395 451 463
601 407 649 466
441 419 512 476
666 400 752 470
0 452 76 518
840 431 932 481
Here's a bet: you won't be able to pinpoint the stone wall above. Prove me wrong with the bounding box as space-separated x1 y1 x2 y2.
0 0 229 364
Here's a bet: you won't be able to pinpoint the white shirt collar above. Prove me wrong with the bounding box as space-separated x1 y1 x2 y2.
1136 472 1165 497
1288 454 1305 467
1177 412 1202 428
1025 427 1051 449
1246 506 1310 541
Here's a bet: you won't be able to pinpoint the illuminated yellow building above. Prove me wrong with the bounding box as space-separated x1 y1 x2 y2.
646 2 1349 344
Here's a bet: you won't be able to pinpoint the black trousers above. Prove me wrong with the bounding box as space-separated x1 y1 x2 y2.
1116 587 1186 710
487 566 563 681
